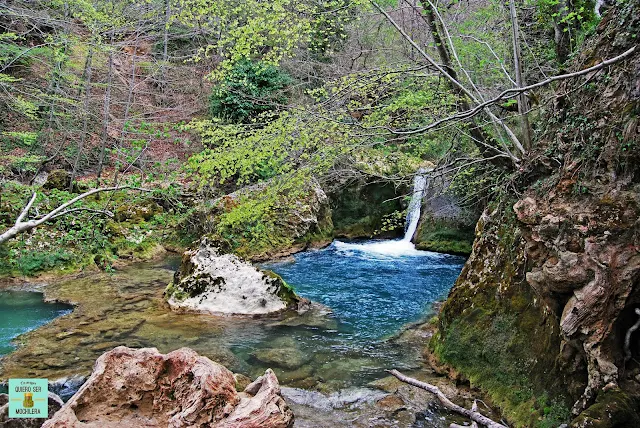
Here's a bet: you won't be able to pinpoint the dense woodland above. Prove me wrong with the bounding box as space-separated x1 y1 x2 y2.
1 0 639 426
0 0 614 272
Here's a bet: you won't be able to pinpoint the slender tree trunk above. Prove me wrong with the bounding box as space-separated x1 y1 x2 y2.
508 0 532 150
419 1 512 166
69 47 93 191
113 31 140 185
160 0 171 105
553 0 571 64
30 38 68 184
96 42 114 189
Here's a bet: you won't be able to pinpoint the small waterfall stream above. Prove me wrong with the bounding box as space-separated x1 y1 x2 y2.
402 168 428 242
333 169 429 256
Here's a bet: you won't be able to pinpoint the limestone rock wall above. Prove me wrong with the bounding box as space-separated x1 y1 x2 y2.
432 4 640 426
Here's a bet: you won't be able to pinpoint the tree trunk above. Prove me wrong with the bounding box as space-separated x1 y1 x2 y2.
388 370 507 428
113 30 140 185
508 0 532 150
69 47 93 191
160 0 171 105
553 0 571 64
96 42 114 189
419 1 512 166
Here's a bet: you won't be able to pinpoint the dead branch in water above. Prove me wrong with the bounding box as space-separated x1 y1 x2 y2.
387 369 507 428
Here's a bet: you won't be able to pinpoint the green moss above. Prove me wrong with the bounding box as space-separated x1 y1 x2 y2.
431 201 575 428
165 281 188 301
415 239 472 255
264 270 298 306
433 309 571 427
571 389 640 428
415 222 474 255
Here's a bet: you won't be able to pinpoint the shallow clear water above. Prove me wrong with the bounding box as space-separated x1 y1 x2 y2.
0 291 73 355
0 241 465 395
263 240 465 342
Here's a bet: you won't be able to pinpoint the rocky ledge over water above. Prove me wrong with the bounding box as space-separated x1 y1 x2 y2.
43 346 293 428
165 238 310 316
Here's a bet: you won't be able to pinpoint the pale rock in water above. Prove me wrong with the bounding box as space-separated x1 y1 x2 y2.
166 238 307 316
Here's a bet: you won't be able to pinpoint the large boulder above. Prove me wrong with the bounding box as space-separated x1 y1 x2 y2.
0 392 63 428
166 238 309 316
42 346 293 428
42 169 71 191
185 179 333 260
413 173 477 255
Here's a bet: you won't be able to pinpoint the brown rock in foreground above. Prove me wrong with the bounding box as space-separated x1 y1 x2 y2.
43 346 293 428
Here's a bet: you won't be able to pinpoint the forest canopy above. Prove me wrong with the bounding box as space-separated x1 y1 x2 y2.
0 0 618 262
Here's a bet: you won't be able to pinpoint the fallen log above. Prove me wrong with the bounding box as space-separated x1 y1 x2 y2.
387 369 507 428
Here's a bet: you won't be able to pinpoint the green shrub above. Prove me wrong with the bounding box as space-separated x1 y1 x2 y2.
209 59 292 123
15 250 74 275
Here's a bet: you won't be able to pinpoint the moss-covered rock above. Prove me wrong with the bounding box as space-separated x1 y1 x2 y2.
414 224 474 255
166 238 309 316
186 179 334 261
329 179 407 238
431 4 640 427
413 176 477 255
43 169 71 191
571 389 640 428
114 200 163 222
431 205 577 427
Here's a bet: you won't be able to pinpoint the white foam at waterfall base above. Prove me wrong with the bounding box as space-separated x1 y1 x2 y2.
334 239 426 257
333 169 429 257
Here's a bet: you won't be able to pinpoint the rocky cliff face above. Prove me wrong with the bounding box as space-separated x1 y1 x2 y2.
329 178 407 239
432 4 640 427
414 174 477 255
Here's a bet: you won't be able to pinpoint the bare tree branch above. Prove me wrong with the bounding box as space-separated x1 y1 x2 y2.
370 46 635 136
387 369 508 428
0 186 150 244
371 0 524 159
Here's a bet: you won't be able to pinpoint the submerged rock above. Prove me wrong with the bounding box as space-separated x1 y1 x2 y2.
43 346 293 428
166 238 309 316
48 375 87 402
251 337 313 370
0 392 63 428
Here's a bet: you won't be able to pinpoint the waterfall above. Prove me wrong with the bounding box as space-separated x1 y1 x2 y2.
332 168 430 256
402 169 427 242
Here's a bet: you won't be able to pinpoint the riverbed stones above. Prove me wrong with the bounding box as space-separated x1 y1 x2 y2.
166 238 308 316
251 337 312 370
43 346 293 428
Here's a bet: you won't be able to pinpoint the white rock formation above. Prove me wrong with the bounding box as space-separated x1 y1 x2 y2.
166 239 304 316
